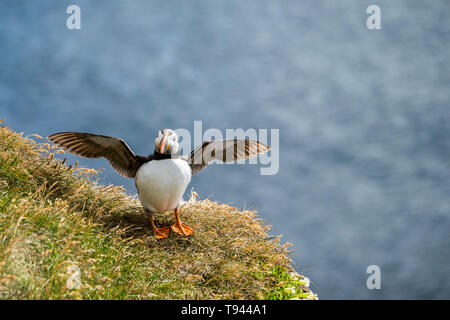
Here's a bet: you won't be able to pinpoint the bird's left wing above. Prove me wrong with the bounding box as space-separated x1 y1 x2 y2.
187 139 270 175
48 132 149 178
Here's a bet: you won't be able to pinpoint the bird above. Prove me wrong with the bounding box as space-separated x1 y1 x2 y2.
48 129 270 239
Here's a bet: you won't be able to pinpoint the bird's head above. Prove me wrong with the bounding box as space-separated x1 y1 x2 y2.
154 129 179 155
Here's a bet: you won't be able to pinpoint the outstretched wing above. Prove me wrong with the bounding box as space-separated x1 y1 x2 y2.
188 139 270 175
48 132 149 178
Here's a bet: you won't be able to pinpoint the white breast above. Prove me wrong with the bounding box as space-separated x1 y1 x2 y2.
135 159 192 213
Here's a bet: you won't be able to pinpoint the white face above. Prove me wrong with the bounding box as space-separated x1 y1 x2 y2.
154 129 179 155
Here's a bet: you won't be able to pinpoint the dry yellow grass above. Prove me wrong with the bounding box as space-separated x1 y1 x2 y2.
0 121 317 300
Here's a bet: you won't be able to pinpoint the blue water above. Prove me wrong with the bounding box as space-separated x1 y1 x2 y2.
1 0 450 299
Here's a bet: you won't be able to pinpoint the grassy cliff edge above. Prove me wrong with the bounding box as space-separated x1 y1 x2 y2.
0 122 317 300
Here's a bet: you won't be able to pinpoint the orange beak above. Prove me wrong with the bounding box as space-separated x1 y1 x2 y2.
159 135 167 154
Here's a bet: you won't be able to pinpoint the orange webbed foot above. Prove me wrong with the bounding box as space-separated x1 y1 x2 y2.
149 215 170 239
171 222 194 236
154 226 170 239
170 208 194 237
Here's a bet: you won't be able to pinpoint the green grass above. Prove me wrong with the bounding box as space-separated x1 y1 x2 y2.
0 121 317 300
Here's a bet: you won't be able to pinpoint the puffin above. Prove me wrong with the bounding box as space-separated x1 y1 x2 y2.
48 129 270 239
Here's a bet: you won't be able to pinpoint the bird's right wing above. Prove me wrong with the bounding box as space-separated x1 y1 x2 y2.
48 132 148 178
187 139 270 175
